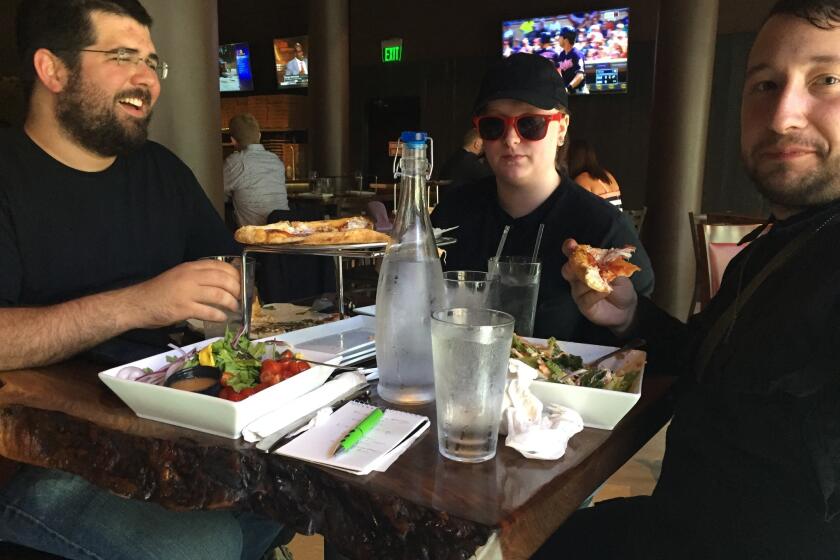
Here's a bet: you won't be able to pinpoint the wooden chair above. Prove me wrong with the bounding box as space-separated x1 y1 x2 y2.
688 212 767 317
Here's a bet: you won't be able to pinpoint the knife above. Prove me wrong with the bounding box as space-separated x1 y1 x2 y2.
256 383 371 454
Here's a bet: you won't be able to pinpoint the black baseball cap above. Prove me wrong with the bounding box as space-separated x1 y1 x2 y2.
473 53 568 114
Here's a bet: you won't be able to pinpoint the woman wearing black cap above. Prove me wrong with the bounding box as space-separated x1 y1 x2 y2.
431 53 653 344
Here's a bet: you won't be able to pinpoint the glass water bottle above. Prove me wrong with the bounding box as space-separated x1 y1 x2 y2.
375 131 445 405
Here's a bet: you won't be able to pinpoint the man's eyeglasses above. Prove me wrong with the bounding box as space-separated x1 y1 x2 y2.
472 113 565 142
75 48 168 80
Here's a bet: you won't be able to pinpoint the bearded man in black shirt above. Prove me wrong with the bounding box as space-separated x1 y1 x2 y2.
533 0 840 558
0 1 288 559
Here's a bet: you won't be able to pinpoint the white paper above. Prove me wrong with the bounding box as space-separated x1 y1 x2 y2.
276 401 430 475
241 371 366 442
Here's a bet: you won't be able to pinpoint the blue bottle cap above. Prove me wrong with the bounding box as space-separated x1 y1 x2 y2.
400 131 428 146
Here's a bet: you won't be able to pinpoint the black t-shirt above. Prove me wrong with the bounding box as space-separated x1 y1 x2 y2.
0 128 237 358
430 175 653 344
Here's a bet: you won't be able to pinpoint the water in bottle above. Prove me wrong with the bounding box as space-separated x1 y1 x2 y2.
375 131 444 405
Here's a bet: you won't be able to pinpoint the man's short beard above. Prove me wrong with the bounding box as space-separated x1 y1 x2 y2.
746 154 840 210
56 71 152 157
743 131 840 211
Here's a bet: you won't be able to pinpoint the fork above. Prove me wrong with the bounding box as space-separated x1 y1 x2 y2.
553 338 646 383
272 357 370 373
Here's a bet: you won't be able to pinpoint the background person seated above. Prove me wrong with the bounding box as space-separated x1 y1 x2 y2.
224 113 289 227
437 127 493 192
567 138 623 211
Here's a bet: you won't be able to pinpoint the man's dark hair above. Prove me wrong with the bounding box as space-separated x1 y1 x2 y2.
16 0 153 98
559 28 578 45
768 0 840 29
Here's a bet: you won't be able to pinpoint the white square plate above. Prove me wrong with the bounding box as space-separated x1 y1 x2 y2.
98 337 340 439
276 315 376 357
523 339 646 430
353 305 377 317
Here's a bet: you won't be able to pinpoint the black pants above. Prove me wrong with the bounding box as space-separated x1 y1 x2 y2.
531 496 659 560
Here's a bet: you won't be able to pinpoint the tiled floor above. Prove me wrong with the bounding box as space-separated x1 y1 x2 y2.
593 423 666 503
287 535 323 560
286 425 668 559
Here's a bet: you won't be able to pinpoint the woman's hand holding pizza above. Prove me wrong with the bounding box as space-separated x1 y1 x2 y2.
561 238 639 335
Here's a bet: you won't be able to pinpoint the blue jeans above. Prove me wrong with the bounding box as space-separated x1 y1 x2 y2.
0 466 283 560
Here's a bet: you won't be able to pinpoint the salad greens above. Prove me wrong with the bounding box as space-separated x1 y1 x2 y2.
510 335 640 392
171 328 275 392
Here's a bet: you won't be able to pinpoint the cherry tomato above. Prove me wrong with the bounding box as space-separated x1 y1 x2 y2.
291 361 310 374
219 383 269 401
219 386 245 401
260 359 289 385
260 357 311 385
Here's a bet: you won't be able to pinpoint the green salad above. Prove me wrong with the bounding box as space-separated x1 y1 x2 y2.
510 335 640 392
166 328 274 391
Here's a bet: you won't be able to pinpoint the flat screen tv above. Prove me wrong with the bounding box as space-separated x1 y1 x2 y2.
502 8 629 95
219 42 254 92
274 36 309 89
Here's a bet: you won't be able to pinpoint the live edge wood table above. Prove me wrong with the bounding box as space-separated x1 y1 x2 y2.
0 362 675 559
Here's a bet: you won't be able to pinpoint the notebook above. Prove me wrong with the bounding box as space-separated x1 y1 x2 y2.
275 401 430 475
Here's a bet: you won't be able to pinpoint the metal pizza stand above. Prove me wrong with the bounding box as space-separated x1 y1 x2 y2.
240 237 456 331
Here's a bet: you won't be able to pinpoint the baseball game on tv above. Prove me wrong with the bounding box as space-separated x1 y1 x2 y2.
502 7 629 95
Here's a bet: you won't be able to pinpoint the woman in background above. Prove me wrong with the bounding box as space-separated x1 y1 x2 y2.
567 138 623 211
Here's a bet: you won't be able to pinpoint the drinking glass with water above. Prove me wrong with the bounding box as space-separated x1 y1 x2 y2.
443 270 490 309
486 256 541 337
198 256 255 339
431 308 515 463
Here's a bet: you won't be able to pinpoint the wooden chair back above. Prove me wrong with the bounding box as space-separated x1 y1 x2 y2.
688 212 767 317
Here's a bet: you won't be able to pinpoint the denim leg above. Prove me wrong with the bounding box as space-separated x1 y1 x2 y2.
0 466 283 560
235 511 287 560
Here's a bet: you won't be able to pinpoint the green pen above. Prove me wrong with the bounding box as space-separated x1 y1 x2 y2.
331 408 384 457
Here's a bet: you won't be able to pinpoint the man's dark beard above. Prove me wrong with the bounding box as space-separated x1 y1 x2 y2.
56 72 152 157
750 164 839 209
744 134 840 210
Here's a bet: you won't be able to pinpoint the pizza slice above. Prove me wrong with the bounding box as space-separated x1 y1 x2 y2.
569 244 641 293
235 216 390 245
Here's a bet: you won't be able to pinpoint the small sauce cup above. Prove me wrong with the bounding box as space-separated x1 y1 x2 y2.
164 365 222 397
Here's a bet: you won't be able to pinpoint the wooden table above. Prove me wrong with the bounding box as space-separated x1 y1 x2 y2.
0 362 674 559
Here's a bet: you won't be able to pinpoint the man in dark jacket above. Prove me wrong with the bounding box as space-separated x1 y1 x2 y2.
534 1 840 557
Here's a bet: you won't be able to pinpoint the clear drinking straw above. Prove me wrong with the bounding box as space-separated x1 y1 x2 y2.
531 223 545 262
494 225 510 262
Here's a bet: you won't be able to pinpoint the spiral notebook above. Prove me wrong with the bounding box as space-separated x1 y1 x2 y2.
275 401 430 475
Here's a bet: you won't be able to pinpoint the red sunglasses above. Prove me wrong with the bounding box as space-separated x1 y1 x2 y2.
472 113 565 142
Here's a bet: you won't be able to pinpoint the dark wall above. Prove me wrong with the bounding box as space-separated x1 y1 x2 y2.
703 32 771 217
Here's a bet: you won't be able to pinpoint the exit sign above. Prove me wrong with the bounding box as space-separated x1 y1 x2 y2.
381 38 403 63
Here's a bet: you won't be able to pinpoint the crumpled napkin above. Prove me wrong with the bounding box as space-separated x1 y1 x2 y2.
241 371 367 443
501 359 584 460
